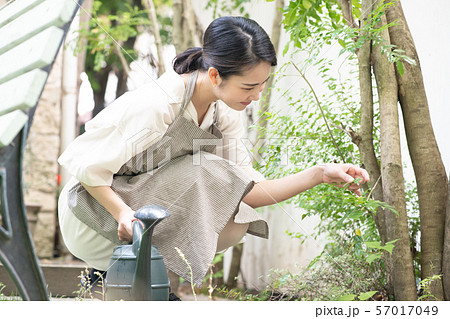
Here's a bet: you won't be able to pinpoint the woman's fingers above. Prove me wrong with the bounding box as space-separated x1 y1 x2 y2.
117 217 135 242
323 164 370 196
346 165 370 183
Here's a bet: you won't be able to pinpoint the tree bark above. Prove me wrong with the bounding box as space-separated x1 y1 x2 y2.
142 0 165 76
226 242 243 288
444 173 450 300
253 0 284 160
172 0 184 54
356 0 387 244
214 258 224 287
371 0 417 301
184 0 201 48
76 0 93 103
90 65 112 117
337 0 358 28
385 1 447 301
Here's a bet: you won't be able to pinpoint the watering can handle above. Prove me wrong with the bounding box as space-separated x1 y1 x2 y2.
131 205 171 253
130 205 171 300
134 205 171 229
132 221 143 252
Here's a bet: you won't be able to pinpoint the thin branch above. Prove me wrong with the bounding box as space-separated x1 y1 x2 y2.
366 174 382 200
337 0 358 28
184 0 201 47
113 41 131 77
142 0 165 75
290 60 346 162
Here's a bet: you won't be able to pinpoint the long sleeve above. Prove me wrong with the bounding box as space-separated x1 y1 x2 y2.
58 73 183 186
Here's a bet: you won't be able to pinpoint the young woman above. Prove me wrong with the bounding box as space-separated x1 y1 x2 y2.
58 16 369 298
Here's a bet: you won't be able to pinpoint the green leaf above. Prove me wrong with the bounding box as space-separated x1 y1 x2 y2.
358 291 378 301
351 0 361 8
396 61 404 76
284 8 296 26
383 244 395 254
364 241 382 249
366 253 381 264
337 294 357 301
338 38 346 48
302 0 312 10
386 239 400 245
383 239 399 254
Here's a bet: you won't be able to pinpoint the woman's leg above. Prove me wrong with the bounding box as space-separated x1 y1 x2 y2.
216 217 249 252
58 179 116 271
168 270 180 294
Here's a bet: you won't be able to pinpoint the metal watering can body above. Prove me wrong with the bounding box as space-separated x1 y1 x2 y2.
104 205 171 301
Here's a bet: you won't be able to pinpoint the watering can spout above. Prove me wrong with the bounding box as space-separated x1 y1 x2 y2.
131 205 171 300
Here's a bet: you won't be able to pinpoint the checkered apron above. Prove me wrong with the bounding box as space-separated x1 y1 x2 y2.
67 71 268 285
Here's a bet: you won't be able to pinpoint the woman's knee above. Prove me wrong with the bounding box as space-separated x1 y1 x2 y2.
216 217 249 252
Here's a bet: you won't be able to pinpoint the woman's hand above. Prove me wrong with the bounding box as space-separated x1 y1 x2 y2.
117 208 136 242
321 163 370 196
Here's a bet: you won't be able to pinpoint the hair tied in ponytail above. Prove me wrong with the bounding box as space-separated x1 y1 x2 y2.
173 47 205 74
173 17 277 77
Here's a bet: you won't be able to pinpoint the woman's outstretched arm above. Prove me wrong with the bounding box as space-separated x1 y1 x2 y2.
243 163 370 208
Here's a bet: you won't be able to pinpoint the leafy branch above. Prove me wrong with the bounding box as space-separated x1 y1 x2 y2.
290 60 346 162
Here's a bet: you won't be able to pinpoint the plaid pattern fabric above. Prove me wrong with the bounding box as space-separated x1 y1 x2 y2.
67 71 268 285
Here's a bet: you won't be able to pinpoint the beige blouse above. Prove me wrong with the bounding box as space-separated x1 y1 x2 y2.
58 70 265 186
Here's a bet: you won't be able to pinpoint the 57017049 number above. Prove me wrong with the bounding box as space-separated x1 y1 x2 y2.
376 305 438 316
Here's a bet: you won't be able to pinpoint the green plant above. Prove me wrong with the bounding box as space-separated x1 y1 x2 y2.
74 267 104 301
0 282 22 301
247 0 425 301
364 239 398 264
175 247 197 301
76 1 150 73
418 275 443 301
205 0 252 18
216 252 387 301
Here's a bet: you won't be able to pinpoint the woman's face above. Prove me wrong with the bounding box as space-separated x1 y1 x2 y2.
212 62 272 111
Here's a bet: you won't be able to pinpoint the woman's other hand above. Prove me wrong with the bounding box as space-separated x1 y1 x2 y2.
321 163 370 196
117 208 135 242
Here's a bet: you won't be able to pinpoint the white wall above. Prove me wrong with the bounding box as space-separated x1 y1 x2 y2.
400 0 450 178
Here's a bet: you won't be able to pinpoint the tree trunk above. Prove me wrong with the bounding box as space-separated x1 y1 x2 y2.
371 0 417 301
142 0 165 76
356 0 387 244
252 0 284 155
444 173 450 300
385 1 447 301
184 0 201 47
337 0 358 28
76 0 93 104
172 0 184 54
226 242 243 289
90 65 112 117
214 257 224 287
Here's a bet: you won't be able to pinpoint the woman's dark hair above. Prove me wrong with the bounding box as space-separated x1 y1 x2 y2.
173 16 277 78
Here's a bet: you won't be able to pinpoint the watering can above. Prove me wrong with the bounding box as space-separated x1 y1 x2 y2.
104 204 171 300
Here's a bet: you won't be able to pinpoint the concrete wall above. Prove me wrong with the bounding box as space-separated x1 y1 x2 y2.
23 49 63 259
